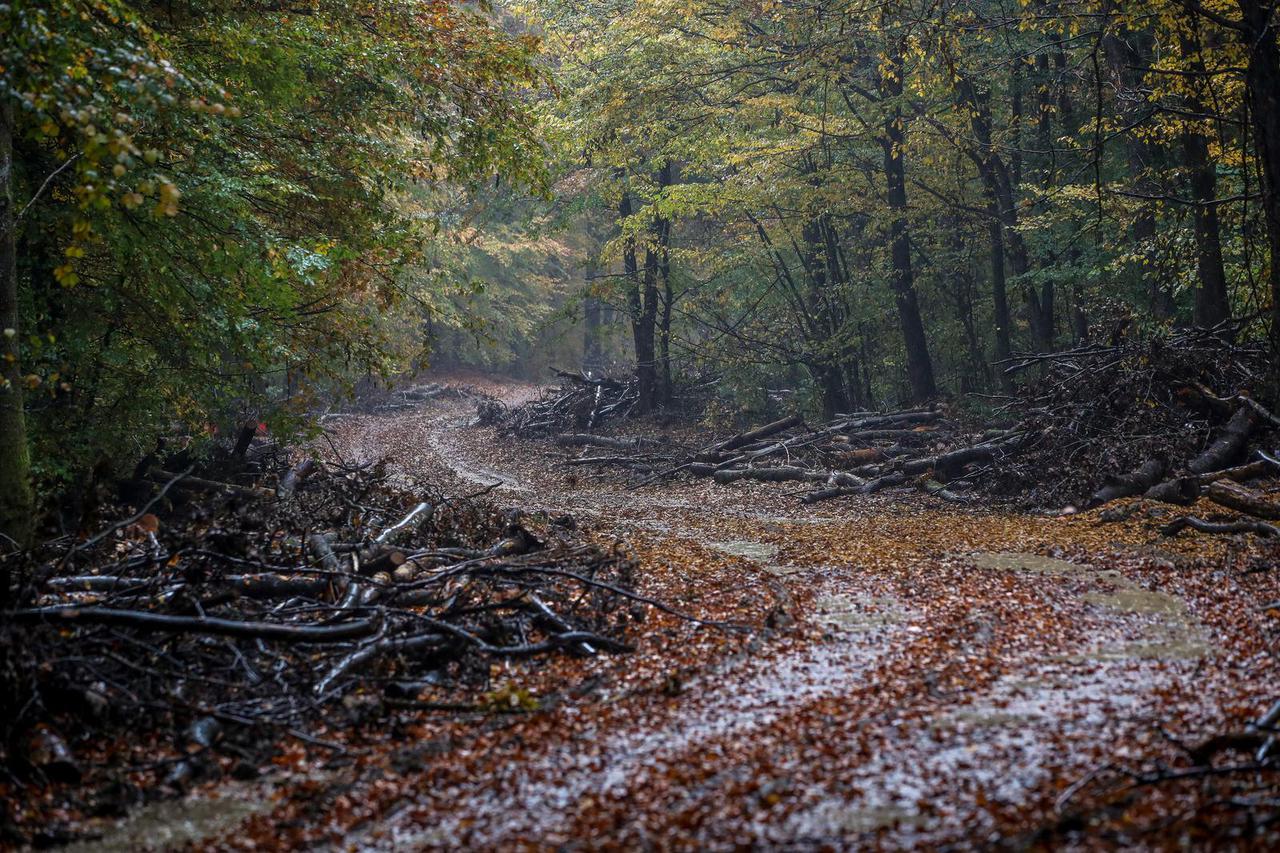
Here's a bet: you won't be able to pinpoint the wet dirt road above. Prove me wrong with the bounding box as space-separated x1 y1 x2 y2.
54 377 1261 851
298 378 1276 849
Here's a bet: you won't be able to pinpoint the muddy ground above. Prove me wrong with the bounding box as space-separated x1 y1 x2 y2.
62 372 1280 850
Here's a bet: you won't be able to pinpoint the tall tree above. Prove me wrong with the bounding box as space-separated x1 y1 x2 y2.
881 28 938 402
0 99 32 547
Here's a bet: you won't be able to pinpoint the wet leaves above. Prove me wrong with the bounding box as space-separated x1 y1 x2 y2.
13 374 1278 848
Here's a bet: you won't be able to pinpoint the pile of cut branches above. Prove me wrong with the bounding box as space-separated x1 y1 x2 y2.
489 369 640 437
635 408 1020 504
985 327 1275 507
0 452 641 816
541 331 1280 518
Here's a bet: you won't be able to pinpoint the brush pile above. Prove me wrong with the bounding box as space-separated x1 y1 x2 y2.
492 370 641 437
540 331 1280 517
0 450 640 811
985 327 1276 506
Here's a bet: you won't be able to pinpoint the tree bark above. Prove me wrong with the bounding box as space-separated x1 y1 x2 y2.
1185 127 1231 327
1236 0 1280 368
656 162 674 407
583 258 605 376
620 186 657 413
1181 29 1231 328
881 41 937 402
636 247 659 414
0 98 33 553
1102 9 1174 319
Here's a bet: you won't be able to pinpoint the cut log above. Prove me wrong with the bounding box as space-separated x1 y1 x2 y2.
307 533 342 573
550 366 624 388
1142 476 1202 506
711 467 862 487
564 455 652 467
1241 397 1280 430
277 458 318 499
698 414 805 461
1143 457 1280 505
800 471 906 504
1087 458 1166 507
1189 405 1259 474
375 502 433 545
921 479 968 503
831 409 941 433
361 548 407 577
1205 479 1280 520
154 469 274 500
902 432 1028 481
554 434 645 450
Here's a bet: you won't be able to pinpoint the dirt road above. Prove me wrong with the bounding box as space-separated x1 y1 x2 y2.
123 374 1264 851
269 376 1272 849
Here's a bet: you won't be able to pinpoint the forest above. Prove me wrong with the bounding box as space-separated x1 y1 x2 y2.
4 0 1280 848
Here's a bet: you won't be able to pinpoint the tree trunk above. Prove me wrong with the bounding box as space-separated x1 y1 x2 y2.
1102 13 1173 319
620 187 656 413
655 162 674 407
658 258 672 406
1185 127 1231 327
1011 61 1056 350
1182 29 1231 328
986 207 1013 391
816 363 849 421
583 290 605 377
636 247 659 414
1237 0 1280 367
882 43 937 402
960 81 1015 385
0 98 33 554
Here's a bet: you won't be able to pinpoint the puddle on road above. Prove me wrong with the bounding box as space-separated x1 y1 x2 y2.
706 539 778 562
813 593 906 631
968 551 1215 661
704 539 807 576
800 803 924 835
65 785 268 853
968 551 1090 575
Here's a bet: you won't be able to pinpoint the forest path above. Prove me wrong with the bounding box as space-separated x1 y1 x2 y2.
309 376 1271 848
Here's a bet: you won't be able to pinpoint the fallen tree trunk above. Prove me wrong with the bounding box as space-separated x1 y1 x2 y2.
711 467 862 487
375 502 433 546
698 413 805 460
902 431 1029 481
564 455 653 468
1205 479 1280 520
921 479 969 503
800 471 906 504
554 434 647 451
831 409 941 433
1142 476 1202 506
1189 405 1259 474
1087 459 1166 507
1144 457 1280 505
154 469 274 501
